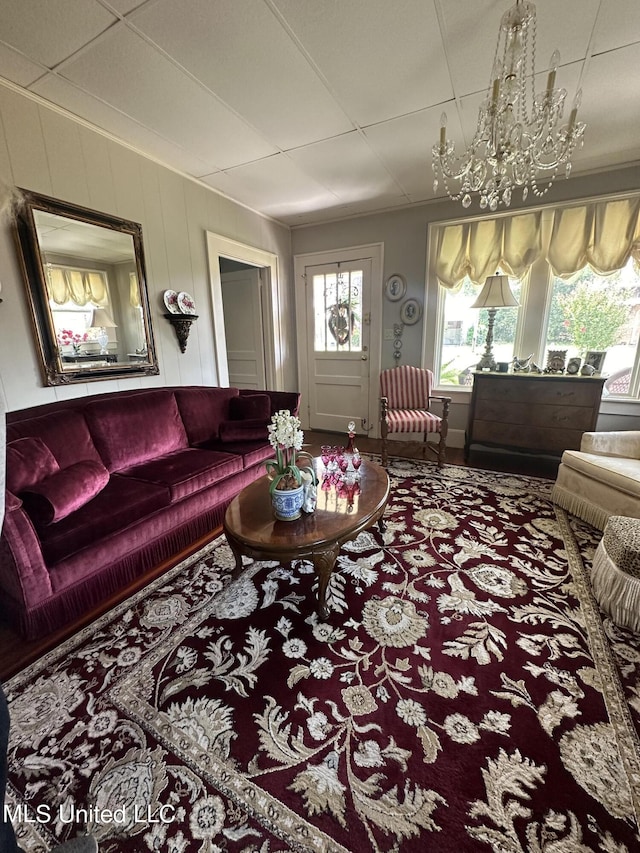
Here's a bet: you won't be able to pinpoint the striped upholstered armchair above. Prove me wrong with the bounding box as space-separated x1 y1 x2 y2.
380 365 451 468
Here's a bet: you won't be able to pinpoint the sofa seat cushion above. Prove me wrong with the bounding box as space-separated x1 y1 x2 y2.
21 460 110 525
84 390 188 472
6 437 60 493
174 387 240 444
560 451 640 497
119 448 243 503
38 475 170 565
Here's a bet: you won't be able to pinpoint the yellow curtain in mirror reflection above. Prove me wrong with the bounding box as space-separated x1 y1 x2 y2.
46 265 108 306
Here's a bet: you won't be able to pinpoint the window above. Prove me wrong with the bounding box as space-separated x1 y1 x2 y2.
430 194 640 398
440 275 522 385
544 256 640 397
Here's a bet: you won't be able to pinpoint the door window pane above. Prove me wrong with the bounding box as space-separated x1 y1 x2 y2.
439 276 521 386
313 270 363 352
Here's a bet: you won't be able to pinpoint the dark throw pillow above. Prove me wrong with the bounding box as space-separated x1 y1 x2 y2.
218 418 270 443
21 459 110 525
229 394 271 422
6 436 60 494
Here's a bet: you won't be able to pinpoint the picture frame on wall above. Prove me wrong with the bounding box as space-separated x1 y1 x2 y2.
384 274 406 302
585 350 606 374
400 298 422 325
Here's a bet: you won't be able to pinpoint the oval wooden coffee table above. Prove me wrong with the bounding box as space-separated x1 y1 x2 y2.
223 458 390 619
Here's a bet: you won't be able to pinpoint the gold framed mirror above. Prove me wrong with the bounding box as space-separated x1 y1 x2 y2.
14 189 159 386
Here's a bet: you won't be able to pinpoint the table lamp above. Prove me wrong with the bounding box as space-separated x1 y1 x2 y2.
470 274 518 371
91 307 117 355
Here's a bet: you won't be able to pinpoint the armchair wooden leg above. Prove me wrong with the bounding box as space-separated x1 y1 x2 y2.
437 432 446 468
381 436 388 467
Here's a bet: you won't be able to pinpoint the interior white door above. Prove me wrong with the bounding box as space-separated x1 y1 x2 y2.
305 260 371 432
221 268 266 389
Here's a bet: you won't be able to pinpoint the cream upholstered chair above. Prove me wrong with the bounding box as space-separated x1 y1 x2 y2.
380 365 451 467
552 430 640 530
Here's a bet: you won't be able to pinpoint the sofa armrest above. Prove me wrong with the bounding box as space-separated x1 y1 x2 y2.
580 430 640 458
0 493 53 612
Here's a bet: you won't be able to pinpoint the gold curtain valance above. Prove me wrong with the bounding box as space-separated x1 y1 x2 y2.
436 197 640 291
436 211 542 290
46 267 108 307
548 197 640 278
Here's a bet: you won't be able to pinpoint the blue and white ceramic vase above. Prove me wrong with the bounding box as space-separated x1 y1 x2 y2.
271 484 304 521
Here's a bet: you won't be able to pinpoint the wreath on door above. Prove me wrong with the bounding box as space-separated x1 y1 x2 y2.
327 303 355 346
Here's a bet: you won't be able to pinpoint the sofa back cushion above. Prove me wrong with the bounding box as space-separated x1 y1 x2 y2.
21 459 110 525
6 437 60 494
84 390 188 472
174 387 240 445
6 410 103 469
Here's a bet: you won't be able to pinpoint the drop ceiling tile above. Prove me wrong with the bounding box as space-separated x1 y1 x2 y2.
0 0 116 68
201 154 339 218
287 132 400 203
106 0 150 14
129 0 352 150
0 44 46 87
59 25 277 168
364 109 445 201
32 73 220 177
575 43 640 170
271 0 451 126
441 0 600 100
593 0 640 52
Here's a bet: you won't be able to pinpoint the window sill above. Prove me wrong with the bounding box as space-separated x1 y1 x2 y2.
600 397 640 416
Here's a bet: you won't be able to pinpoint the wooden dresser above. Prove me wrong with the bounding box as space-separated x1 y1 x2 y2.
465 371 606 460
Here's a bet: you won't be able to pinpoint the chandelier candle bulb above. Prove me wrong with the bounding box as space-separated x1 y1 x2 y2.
546 50 560 93
439 113 447 150
491 77 500 106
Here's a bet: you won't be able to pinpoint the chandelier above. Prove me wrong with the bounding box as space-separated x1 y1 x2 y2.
432 0 586 211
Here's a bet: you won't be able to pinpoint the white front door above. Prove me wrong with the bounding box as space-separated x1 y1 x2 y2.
221 268 267 389
304 259 372 432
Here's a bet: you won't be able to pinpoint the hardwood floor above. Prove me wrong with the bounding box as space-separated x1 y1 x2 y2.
0 434 559 682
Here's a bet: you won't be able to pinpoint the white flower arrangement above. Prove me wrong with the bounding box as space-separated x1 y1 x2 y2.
265 410 305 492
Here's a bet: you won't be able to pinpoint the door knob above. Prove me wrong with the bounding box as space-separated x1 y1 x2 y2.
361 354 368 361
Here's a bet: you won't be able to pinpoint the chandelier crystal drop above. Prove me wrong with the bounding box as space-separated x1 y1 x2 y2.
432 1 586 211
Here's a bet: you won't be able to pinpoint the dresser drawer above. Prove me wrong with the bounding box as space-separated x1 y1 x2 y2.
474 375 601 407
474 399 596 431
472 421 585 453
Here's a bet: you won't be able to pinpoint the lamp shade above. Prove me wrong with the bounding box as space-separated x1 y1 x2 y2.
470 275 519 309
91 307 117 328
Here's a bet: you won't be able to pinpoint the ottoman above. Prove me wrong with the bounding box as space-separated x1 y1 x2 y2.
591 515 640 631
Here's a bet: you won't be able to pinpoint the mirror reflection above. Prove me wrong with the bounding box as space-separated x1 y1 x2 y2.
15 191 158 385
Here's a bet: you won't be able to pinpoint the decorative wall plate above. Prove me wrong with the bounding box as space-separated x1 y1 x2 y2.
384 274 406 302
177 291 197 315
400 298 422 325
163 289 180 314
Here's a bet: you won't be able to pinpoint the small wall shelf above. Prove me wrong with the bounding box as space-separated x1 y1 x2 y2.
164 313 198 353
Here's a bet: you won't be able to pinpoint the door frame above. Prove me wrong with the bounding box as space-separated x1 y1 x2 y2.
294 243 384 435
206 233 283 389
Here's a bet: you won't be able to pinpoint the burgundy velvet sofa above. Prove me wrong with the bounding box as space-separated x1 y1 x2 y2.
1 385 300 640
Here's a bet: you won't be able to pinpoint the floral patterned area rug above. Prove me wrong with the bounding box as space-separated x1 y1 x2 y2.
6 457 640 852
